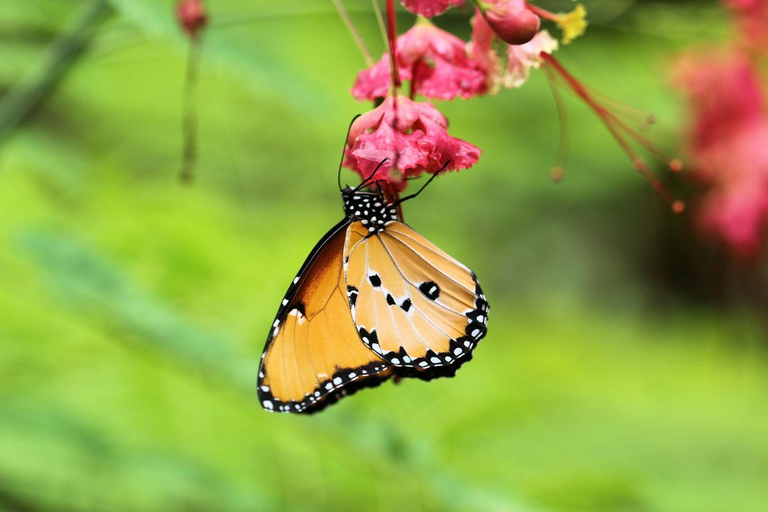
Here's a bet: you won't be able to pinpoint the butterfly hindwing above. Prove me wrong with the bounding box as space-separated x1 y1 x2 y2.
344 220 489 380
258 220 392 414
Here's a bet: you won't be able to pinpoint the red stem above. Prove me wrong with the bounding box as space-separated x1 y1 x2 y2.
385 0 401 90
525 3 558 21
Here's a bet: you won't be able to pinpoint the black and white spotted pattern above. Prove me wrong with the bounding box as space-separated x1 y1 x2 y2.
351 273 489 381
341 188 399 234
258 357 391 414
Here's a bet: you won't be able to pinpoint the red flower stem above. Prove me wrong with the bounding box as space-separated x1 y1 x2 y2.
525 3 558 21
385 0 402 92
541 53 684 211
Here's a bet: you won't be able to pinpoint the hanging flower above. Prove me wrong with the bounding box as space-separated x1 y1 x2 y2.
352 19 487 101
400 0 465 18
673 50 768 261
176 0 207 38
345 96 481 191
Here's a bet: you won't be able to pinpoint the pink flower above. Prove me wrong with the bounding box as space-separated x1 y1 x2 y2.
345 96 481 191
673 50 768 261
352 21 487 101
726 0 768 52
468 10 501 94
477 0 541 46
698 180 768 262
400 0 464 18
176 0 207 38
673 50 765 155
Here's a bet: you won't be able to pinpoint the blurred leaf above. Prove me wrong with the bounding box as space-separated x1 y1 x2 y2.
19 231 254 391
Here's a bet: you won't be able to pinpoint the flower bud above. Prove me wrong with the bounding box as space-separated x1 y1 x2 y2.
479 0 541 46
176 0 207 38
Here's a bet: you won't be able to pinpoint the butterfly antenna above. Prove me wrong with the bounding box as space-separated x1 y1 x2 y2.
353 158 388 192
338 114 362 192
393 161 450 206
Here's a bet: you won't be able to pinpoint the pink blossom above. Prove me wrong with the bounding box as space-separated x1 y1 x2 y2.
176 0 207 38
478 0 541 46
725 0 768 51
468 11 502 93
345 96 481 191
698 180 768 261
352 21 487 101
673 50 768 261
400 0 464 18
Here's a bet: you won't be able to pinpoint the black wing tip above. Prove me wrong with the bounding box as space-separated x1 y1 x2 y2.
258 360 392 415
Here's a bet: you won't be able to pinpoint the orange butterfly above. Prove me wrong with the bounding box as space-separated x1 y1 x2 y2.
258 161 489 413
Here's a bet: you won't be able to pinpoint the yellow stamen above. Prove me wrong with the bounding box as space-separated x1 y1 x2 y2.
558 4 588 44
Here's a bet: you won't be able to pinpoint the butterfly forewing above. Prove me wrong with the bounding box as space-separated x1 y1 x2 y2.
344 221 489 379
258 221 392 414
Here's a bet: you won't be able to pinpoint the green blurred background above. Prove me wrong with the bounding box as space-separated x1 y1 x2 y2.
1 0 767 511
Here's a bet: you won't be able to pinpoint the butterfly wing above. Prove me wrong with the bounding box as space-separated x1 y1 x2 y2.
258 220 392 414
344 221 489 380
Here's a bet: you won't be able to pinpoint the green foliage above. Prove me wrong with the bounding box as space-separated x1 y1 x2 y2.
0 1 766 511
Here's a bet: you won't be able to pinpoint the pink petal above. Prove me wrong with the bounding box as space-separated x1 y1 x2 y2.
414 57 487 100
399 0 464 18
505 30 558 88
422 117 481 172
352 56 394 102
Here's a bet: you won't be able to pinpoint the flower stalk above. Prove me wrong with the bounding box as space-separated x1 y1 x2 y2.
541 52 684 213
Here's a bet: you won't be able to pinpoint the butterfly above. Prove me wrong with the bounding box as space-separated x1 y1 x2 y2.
257 159 489 414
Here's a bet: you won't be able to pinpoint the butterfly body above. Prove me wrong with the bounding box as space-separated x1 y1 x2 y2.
258 185 488 414
341 188 400 234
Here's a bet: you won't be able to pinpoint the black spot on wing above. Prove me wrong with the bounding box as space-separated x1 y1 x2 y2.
386 293 396 306
418 281 440 301
369 274 382 287
346 285 359 306
395 274 489 381
400 298 412 312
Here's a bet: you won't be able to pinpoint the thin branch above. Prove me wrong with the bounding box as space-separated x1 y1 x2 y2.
331 0 374 66
371 0 390 57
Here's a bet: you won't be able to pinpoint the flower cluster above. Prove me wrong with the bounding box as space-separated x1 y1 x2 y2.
342 0 682 212
673 3 768 262
345 97 481 191
352 19 487 101
344 0 596 199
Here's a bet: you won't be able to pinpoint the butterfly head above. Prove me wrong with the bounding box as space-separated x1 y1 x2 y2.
341 188 399 234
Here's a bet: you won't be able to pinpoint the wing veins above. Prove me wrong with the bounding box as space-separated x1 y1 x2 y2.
377 234 469 316
371 234 436 355
386 229 474 294
375 233 464 345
